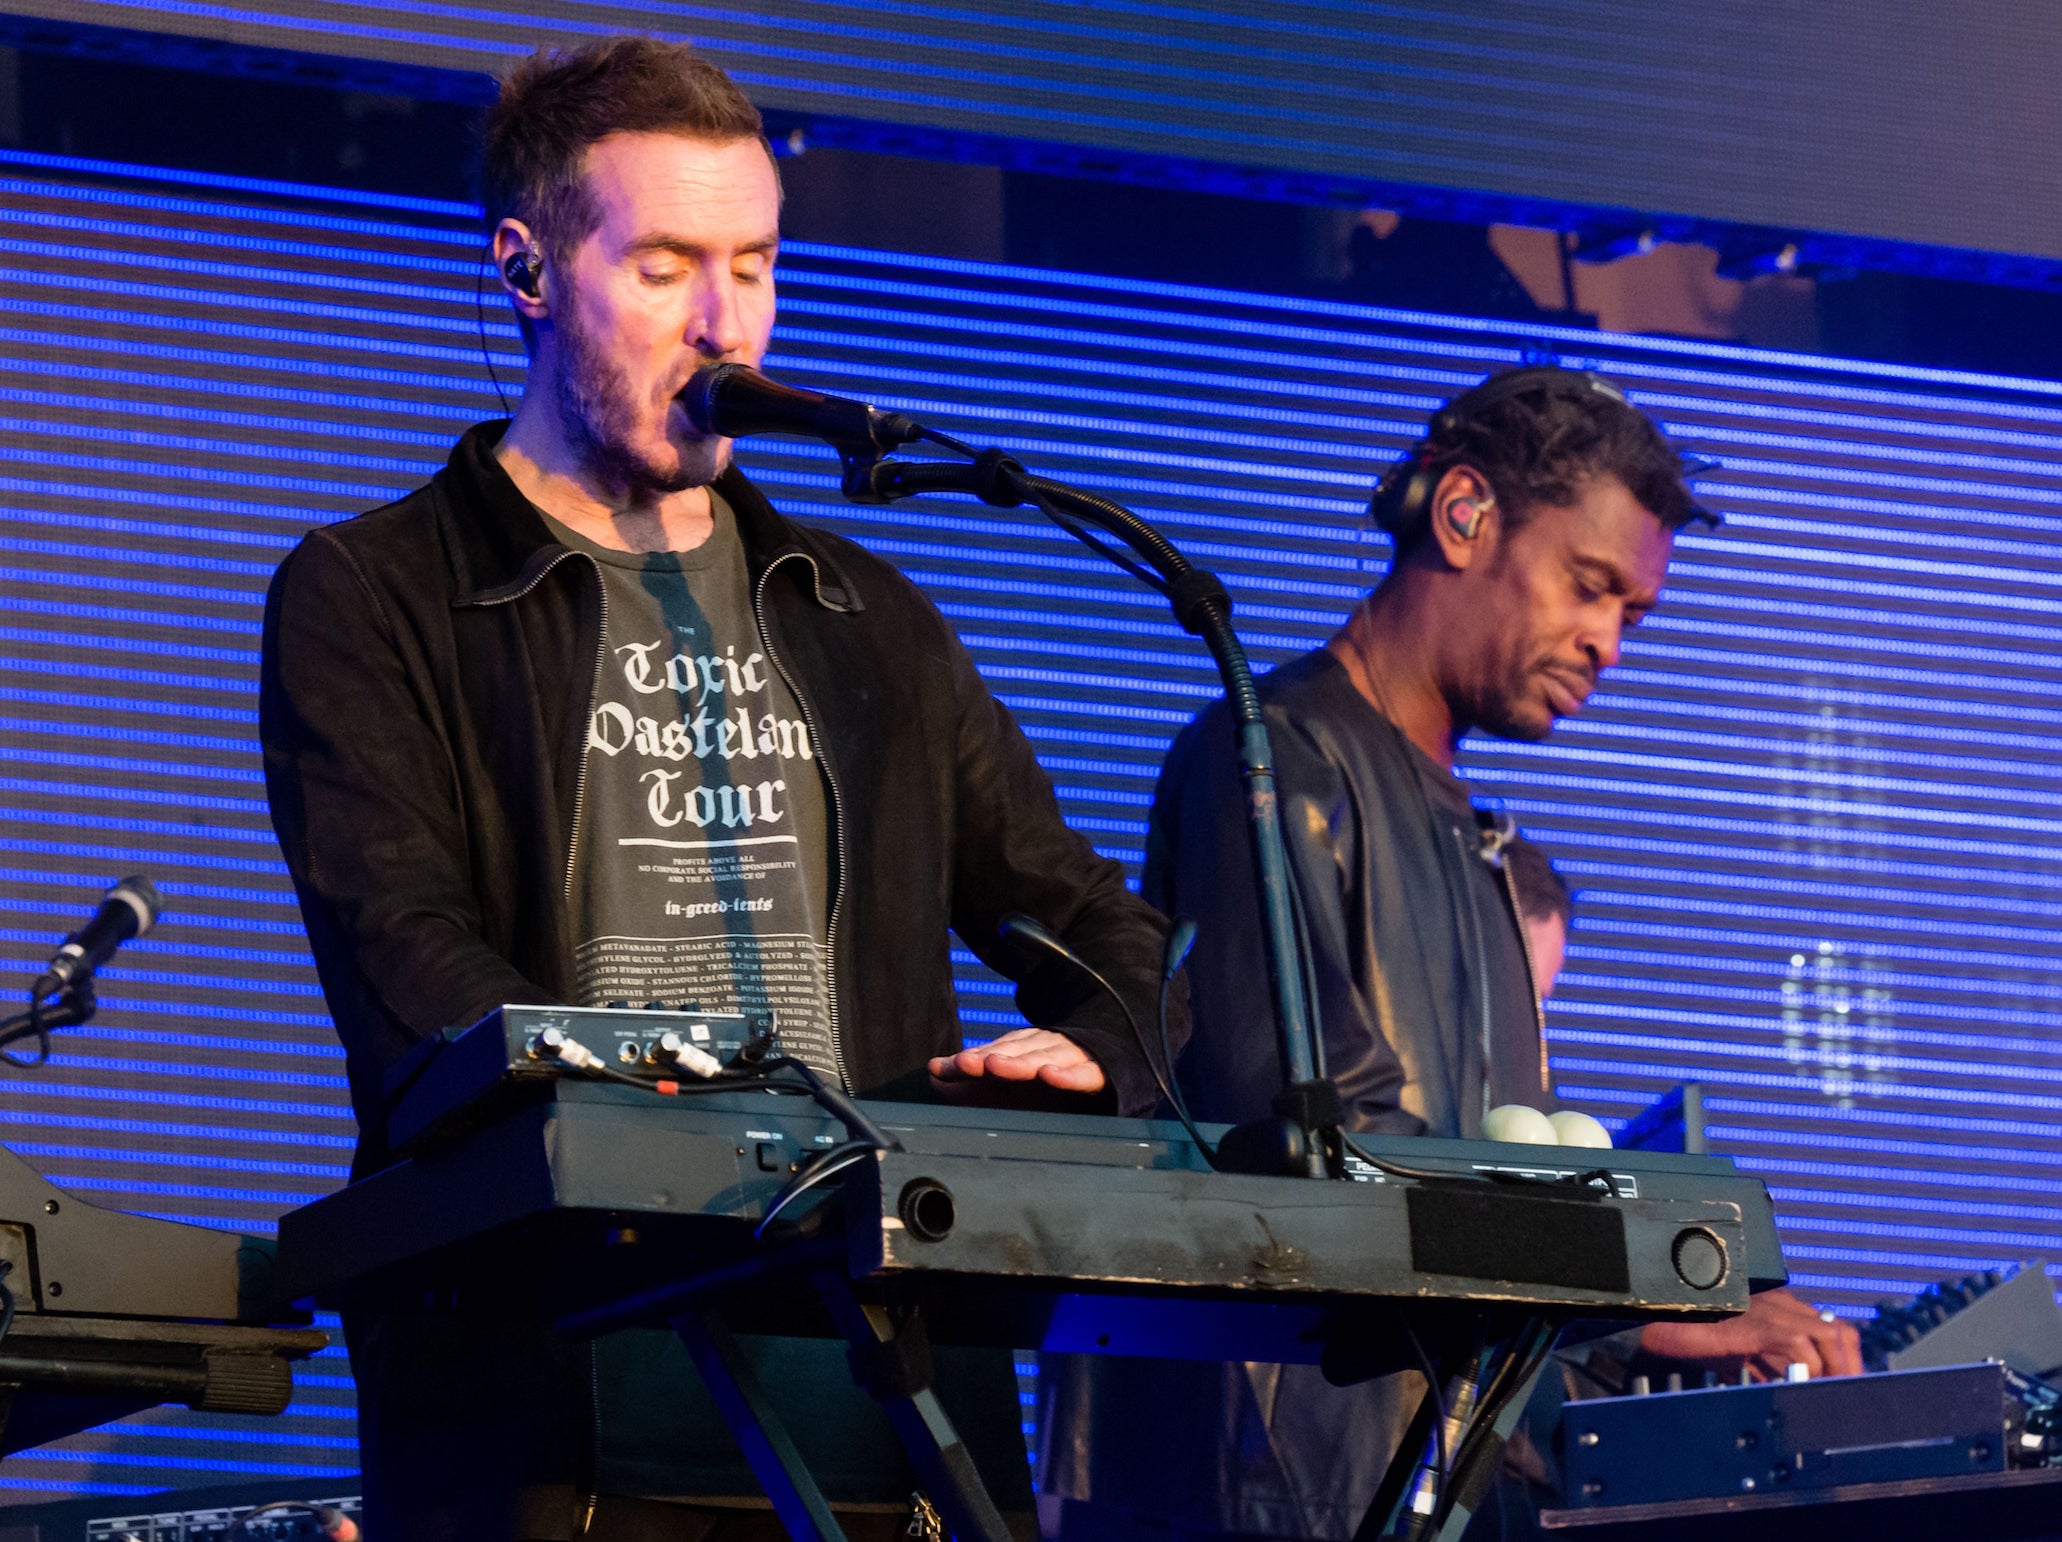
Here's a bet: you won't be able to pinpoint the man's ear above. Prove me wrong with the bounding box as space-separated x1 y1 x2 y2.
1423 464 1497 571
490 219 550 324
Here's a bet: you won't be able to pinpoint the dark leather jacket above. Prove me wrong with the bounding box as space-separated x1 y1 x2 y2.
261 423 1180 1171
1155 647 1546 1136
1040 647 1547 1540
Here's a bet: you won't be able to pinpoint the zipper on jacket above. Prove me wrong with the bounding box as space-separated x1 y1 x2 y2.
564 564 606 912
464 547 607 912
581 1341 602 1534
472 546 607 1530
754 552 851 1089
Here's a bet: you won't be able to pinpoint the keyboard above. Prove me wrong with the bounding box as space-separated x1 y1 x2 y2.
276 1079 1780 1360
0 1143 326 1452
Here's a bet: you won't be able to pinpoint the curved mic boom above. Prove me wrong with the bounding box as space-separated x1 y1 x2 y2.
680 363 923 452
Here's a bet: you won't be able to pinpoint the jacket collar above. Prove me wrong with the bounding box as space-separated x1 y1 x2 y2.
440 420 861 611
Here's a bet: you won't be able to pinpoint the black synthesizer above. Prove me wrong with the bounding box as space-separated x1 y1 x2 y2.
278 1075 1781 1357
0 1142 326 1453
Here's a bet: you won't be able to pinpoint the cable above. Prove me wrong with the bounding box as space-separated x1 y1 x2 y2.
1437 1322 1555 1531
1404 1320 1451 1504
0 998 50 1069
916 424 978 459
474 237 513 417
1339 1132 1468 1185
551 1053 803 1103
1028 487 1169 593
745 1054 902 1152
0 980 98 1069
1054 945 1219 1167
753 1137 877 1239
1152 971 1218 1169
1156 964 1188 1146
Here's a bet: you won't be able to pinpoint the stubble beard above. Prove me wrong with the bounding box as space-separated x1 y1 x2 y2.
554 294 727 498
1470 648 1561 744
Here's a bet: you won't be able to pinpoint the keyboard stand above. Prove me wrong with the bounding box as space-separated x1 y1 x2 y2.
591 1231 1016 1542
811 1268 1014 1542
674 1310 848 1542
579 1222 1520 1542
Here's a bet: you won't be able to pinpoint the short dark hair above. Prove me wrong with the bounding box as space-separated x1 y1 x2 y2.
1396 370 1709 549
481 37 770 268
1505 835 1572 926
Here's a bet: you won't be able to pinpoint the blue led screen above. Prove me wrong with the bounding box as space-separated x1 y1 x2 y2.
7 0 2062 270
5 144 2062 1503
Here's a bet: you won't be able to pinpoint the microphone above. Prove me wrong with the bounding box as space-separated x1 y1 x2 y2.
679 363 924 453
31 876 161 1000
1162 918 1198 981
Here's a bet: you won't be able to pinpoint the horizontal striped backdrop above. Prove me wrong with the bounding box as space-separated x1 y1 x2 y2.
2 144 2061 1501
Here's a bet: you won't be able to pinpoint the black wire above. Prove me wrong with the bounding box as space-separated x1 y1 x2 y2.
1154 967 1197 1159
1059 948 1218 1166
474 238 514 417
1438 1322 1555 1530
1404 1319 1451 1504
1025 476 1192 580
1029 489 1169 592
916 425 978 458
1339 1131 1468 1185
569 1060 806 1100
753 1138 876 1239
0 997 54 1069
747 1054 902 1151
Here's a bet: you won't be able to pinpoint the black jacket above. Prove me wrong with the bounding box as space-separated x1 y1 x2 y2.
261 423 1180 1171
1156 647 1545 1136
1040 647 1547 1539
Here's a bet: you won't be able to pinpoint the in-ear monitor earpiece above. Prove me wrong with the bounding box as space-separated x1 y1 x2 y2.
503 248 542 298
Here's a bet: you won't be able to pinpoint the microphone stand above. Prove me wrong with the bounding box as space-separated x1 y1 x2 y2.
844 446 1340 1179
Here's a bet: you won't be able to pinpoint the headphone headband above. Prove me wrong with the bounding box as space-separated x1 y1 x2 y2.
1427 366 1626 441
1369 366 1634 543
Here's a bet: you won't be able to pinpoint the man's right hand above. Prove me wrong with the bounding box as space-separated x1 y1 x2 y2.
1638 1287 1863 1381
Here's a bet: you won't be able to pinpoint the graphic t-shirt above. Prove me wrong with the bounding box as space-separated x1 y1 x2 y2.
549 492 841 1082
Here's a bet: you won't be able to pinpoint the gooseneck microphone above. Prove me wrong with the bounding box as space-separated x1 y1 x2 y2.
680 363 924 453
31 875 161 1001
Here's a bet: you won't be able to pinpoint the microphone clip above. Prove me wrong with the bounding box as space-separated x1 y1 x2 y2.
840 447 1031 508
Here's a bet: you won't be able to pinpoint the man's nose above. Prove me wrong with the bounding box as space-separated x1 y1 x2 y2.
1586 614 1626 674
690 276 748 359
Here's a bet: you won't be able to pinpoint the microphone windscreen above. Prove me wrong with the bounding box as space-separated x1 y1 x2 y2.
112 875 162 935
679 364 741 435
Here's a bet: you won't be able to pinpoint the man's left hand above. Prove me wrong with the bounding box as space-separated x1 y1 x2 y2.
1638 1287 1863 1381
928 1028 1106 1103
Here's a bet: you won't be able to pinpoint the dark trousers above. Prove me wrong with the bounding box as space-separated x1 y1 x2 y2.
346 1309 1031 1541
347 1308 597 1541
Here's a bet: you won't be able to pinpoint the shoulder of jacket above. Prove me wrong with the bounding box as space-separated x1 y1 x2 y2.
285 480 447 588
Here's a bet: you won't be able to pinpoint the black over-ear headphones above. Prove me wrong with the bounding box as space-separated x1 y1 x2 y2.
1366 366 1631 545
503 247 542 298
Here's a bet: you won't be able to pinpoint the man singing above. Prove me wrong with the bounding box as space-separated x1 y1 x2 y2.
261 37 1179 1541
1042 368 1858 1540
